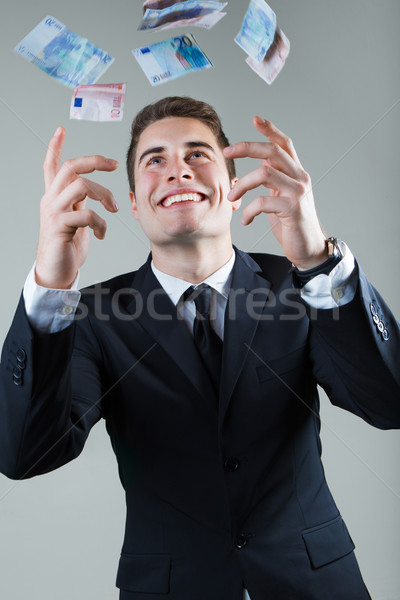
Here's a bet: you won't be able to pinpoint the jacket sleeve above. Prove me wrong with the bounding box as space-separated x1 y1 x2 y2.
307 263 400 429
0 294 103 480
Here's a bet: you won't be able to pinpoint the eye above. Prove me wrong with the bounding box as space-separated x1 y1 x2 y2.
147 156 164 166
188 150 207 160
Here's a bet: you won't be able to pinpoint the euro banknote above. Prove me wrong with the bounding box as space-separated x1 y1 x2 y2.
159 11 226 31
143 0 186 11
70 83 126 122
132 34 213 86
235 0 276 64
14 15 114 88
138 1 227 31
246 26 290 85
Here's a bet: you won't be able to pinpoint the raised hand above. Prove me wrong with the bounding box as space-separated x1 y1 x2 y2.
35 127 119 289
224 118 327 270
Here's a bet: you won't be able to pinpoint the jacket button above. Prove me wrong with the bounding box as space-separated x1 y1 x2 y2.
382 329 389 341
235 534 248 549
16 348 26 365
13 366 23 380
13 366 23 386
377 321 385 333
373 314 380 325
370 303 377 317
224 457 240 472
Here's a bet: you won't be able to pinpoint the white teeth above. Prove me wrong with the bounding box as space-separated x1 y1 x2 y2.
163 193 203 207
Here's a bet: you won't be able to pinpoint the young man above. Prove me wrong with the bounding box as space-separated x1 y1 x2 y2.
0 97 399 600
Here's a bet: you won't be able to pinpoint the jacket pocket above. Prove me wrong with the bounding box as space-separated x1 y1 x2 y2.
256 345 309 383
302 515 355 569
116 553 171 593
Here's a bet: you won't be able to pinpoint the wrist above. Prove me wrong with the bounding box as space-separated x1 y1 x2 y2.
292 237 343 271
294 251 328 272
34 266 78 290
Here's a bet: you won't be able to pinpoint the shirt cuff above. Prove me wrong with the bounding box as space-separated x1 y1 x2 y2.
23 264 81 333
300 242 357 309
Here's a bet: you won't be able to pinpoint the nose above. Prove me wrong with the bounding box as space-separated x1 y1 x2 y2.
166 157 193 182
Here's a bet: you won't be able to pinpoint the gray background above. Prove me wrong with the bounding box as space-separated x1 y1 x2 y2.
0 1 399 598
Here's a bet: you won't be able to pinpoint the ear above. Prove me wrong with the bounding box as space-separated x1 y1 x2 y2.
129 190 140 220
230 177 242 211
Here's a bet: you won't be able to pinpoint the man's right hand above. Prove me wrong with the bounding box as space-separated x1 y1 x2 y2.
35 126 119 289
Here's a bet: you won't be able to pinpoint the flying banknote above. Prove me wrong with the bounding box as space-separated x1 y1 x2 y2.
70 83 126 122
14 15 114 88
235 0 276 63
139 1 227 31
236 0 290 84
246 26 290 84
132 34 213 86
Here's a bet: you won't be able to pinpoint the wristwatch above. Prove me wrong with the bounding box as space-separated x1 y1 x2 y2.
325 236 344 260
292 237 344 288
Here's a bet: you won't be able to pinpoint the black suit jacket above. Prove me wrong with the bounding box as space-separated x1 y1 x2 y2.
1 249 399 600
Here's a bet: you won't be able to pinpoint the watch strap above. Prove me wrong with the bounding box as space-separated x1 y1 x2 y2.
292 238 343 289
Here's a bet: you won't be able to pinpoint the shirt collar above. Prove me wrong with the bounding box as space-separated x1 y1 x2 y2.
151 251 235 307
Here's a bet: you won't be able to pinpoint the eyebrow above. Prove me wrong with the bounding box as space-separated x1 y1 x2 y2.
138 141 216 166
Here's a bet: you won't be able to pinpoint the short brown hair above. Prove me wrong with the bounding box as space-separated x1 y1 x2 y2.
126 96 236 192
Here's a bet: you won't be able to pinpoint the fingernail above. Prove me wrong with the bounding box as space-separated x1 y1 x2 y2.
256 116 271 127
54 126 63 137
113 201 119 211
107 158 119 166
227 190 234 200
224 145 235 154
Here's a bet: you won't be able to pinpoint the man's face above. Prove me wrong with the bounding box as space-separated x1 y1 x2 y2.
129 117 240 249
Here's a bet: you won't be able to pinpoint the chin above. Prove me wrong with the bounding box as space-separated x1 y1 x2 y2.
168 228 202 240
165 219 205 238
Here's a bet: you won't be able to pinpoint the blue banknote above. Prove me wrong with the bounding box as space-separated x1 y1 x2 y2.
235 0 276 63
132 34 213 86
246 26 290 85
14 16 114 88
138 1 227 31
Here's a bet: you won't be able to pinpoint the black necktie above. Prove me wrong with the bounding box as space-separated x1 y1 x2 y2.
184 284 222 392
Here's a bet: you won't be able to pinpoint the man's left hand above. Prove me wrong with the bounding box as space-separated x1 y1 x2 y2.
224 118 327 270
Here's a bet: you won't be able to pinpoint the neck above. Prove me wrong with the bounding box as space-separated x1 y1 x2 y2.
151 238 234 284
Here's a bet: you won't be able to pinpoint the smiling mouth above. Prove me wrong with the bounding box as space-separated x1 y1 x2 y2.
161 192 205 207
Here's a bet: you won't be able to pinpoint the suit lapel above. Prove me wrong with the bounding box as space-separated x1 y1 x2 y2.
123 251 272 415
127 258 217 404
219 249 272 419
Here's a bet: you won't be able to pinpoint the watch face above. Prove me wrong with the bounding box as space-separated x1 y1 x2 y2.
326 237 343 258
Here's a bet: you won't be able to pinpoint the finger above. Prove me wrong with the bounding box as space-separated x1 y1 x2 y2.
227 164 306 202
73 197 87 211
45 177 119 214
43 126 65 192
224 140 301 180
50 155 119 196
61 209 107 240
252 117 301 164
241 195 292 225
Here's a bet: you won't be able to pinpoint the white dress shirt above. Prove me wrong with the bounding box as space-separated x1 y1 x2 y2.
151 251 235 340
